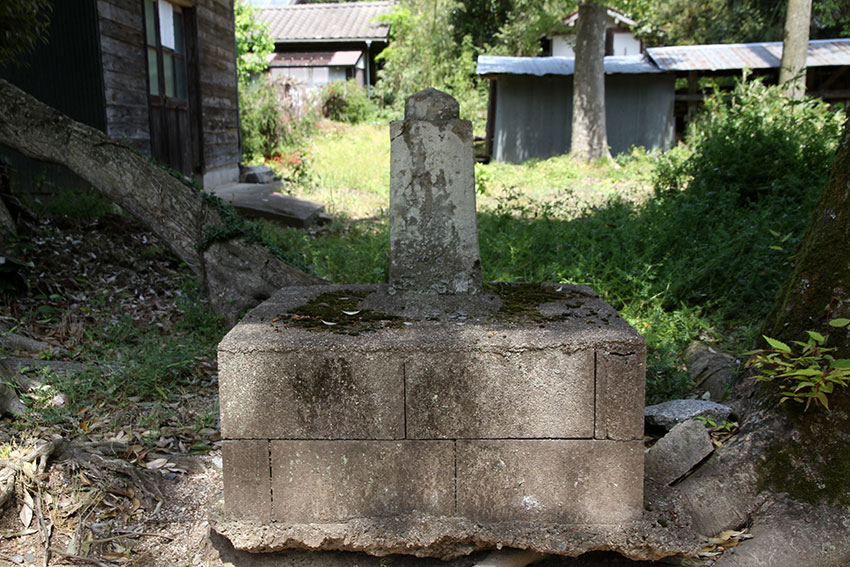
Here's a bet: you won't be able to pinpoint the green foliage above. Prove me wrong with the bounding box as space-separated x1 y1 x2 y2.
261 219 389 284
33 186 114 221
814 0 850 36
626 0 784 46
234 0 274 86
626 0 850 46
0 0 52 68
320 80 376 124
239 75 316 163
660 75 844 205
747 318 850 410
489 0 573 56
374 1 488 131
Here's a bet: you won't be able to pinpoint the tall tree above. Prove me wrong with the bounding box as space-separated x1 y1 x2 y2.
570 0 609 161
762 116 850 357
779 0 813 99
234 0 274 87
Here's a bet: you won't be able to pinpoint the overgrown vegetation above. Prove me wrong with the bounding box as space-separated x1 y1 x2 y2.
265 78 844 404
1 203 226 442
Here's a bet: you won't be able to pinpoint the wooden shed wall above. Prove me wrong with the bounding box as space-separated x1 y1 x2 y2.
0 0 106 132
197 0 241 172
491 74 675 164
97 0 151 154
97 0 240 176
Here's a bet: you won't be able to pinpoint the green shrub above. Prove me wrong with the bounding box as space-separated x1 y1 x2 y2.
656 74 844 205
320 80 375 124
239 75 316 162
748 318 850 410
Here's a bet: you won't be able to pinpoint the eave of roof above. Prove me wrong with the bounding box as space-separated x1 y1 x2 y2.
476 54 661 78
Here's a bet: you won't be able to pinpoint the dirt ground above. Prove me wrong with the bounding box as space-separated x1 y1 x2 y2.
0 209 670 567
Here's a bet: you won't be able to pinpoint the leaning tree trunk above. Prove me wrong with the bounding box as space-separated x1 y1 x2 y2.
743 117 850 527
762 116 850 357
778 0 812 100
570 0 610 162
0 79 323 325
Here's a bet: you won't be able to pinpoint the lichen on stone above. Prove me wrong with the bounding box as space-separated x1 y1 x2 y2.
487 282 597 323
285 291 401 335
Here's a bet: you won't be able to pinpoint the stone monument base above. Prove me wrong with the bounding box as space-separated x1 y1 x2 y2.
208 501 699 561
217 283 651 558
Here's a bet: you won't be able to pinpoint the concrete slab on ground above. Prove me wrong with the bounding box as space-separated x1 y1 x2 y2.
207 182 326 228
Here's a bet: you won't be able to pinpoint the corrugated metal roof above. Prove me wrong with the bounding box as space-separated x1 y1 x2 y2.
258 1 393 43
647 38 850 71
476 54 661 77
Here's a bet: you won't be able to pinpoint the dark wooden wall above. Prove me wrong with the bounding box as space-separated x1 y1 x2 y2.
97 0 150 154
3 0 240 187
1 0 106 131
94 0 241 180
196 0 241 173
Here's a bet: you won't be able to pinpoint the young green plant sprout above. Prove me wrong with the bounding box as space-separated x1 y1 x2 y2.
747 317 850 410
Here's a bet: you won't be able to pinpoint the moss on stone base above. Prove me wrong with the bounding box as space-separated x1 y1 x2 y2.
757 392 850 507
487 282 597 323
287 290 401 335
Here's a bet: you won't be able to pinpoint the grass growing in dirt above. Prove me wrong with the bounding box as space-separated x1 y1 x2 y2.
2 209 226 447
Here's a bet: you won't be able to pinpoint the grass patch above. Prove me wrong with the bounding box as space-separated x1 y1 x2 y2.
275 122 656 220
300 122 392 218
14 277 226 438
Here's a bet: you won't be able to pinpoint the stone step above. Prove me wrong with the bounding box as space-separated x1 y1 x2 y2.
207 182 328 228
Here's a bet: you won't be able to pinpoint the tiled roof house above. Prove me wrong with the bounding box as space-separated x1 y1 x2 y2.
257 1 393 90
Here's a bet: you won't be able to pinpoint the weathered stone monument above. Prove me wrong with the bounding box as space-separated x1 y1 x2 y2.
213 89 666 560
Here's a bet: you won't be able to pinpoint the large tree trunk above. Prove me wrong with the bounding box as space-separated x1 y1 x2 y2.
0 79 323 326
762 117 850 356
570 0 610 162
744 116 850 524
778 0 812 100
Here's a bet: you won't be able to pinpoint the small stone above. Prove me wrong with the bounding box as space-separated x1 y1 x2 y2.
645 419 714 485
645 399 732 432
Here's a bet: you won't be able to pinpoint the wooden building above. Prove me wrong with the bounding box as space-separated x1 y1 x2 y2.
257 1 392 92
1 0 241 189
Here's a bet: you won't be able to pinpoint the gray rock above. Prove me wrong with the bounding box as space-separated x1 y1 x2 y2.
685 342 738 401
713 495 850 567
239 165 275 184
645 418 714 485
645 399 732 432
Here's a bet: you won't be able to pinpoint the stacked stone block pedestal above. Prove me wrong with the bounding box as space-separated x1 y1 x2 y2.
215 89 649 558
218 283 646 538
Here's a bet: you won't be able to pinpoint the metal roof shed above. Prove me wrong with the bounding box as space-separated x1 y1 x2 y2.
477 55 675 164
